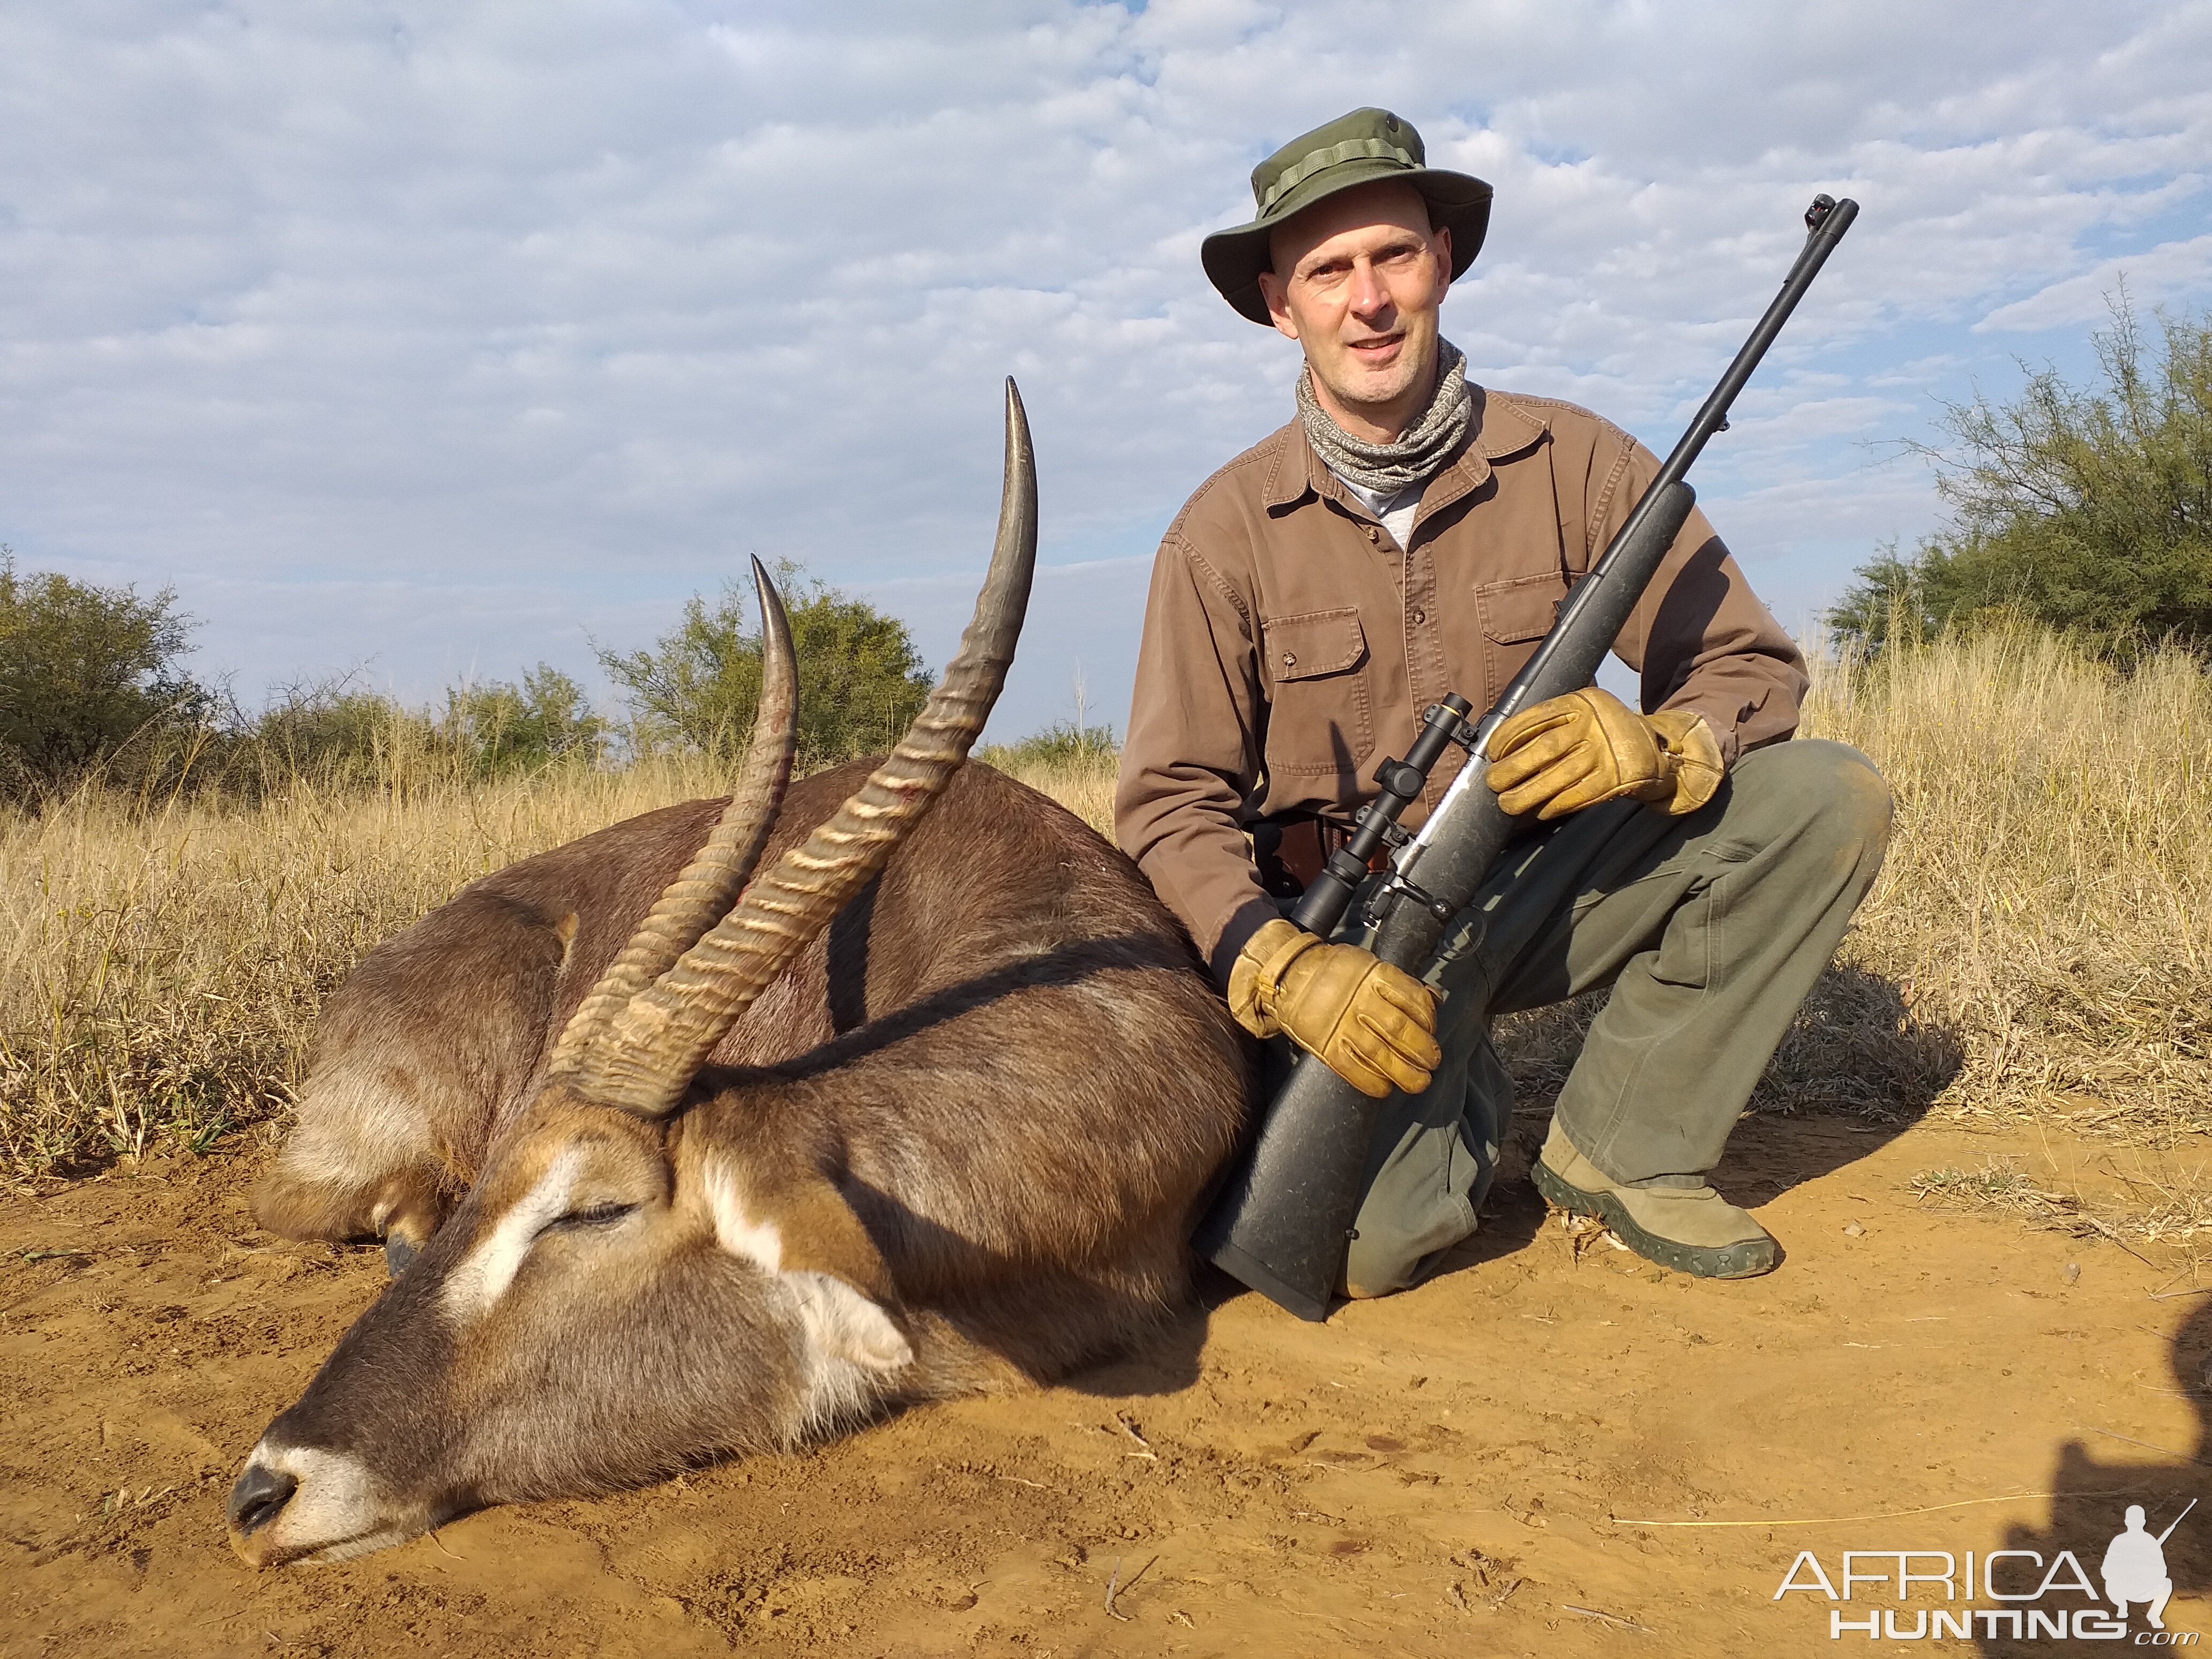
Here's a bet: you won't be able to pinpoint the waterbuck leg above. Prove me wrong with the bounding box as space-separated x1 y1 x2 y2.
252 1070 457 1267
255 893 581 1264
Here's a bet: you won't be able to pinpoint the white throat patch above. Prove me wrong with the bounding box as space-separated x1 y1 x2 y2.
700 1157 914 1400
440 1149 582 1323
703 1159 784 1273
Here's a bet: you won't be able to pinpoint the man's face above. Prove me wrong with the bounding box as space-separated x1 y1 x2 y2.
1258 180 1453 438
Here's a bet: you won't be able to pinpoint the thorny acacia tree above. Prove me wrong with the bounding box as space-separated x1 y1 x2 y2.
1829 297 2212 661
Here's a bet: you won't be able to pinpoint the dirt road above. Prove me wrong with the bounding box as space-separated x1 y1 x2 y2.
5 1112 2207 1657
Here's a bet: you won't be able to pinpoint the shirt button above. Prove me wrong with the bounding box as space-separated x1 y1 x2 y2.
1412 608 1428 625
1364 525 1379 542
1282 652 1296 669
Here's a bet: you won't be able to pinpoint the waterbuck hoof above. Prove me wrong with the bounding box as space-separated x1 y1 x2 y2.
383 1234 420 1277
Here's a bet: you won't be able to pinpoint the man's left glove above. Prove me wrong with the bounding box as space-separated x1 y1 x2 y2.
1485 687 1724 820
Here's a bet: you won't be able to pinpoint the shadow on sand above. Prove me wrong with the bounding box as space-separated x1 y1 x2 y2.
1966 1300 2212 1651
1107 961 1969 1385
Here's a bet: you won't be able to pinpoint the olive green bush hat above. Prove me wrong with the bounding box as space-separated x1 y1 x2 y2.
1201 107 1492 325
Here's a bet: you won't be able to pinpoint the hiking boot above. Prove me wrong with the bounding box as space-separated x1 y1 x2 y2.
1531 1118 1780 1279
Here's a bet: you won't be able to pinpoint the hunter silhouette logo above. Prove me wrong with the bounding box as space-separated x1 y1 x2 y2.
1774 1498 2203 1641
2105 1500 2193 1631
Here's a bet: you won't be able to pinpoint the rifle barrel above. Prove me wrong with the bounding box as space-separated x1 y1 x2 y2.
1602 195 1859 593
2157 1497 2196 1545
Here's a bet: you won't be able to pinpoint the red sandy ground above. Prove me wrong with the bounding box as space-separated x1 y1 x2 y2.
4 1112 2208 1657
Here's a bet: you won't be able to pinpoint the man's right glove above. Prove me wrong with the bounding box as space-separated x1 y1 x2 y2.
1485 687 1724 820
1228 918 1443 1098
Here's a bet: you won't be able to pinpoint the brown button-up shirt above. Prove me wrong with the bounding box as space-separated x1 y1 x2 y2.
1114 385 1808 978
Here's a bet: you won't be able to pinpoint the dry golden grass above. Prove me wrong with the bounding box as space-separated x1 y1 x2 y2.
1 629 2203 1178
0 755 737 1174
1497 624 2211 1140
1810 624 2208 1131
989 748 1119 836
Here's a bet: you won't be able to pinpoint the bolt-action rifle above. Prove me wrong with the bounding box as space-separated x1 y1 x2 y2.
1195 194 1860 1321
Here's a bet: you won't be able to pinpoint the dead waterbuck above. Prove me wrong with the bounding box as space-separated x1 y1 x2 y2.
227 383 1250 1566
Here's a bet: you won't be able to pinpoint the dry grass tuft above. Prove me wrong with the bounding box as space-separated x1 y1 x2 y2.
1809 625 2208 1132
0 756 736 1174
1909 1162 2065 1213
1 626 2204 1178
1502 624 2209 1136
1910 1156 2212 1251
985 749 1118 837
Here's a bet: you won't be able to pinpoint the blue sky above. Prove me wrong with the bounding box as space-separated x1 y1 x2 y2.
3 1 2208 739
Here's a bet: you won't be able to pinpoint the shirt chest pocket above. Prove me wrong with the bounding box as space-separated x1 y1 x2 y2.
1259 607 1373 783
1473 573 1567 705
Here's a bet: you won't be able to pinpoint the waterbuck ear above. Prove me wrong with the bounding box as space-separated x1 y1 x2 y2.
784 1270 912 1373
703 1158 912 1373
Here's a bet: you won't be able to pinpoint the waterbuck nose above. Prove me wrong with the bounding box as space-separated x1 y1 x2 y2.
227 1463 298 1537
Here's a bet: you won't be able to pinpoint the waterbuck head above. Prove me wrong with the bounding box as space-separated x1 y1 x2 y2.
227 384 1037 1567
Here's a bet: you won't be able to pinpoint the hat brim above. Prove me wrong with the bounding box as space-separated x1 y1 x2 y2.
1201 163 1493 326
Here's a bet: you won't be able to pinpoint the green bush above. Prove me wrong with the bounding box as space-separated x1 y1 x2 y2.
977 720 1118 769
600 561 933 764
244 683 426 790
242 666 608 792
0 553 207 798
1829 297 2212 661
440 664 609 776
0 549 617 802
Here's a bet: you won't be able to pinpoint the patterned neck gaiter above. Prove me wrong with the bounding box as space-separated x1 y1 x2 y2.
1296 338 1473 496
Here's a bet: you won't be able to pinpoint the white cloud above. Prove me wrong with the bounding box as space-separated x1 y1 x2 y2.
1977 233 2212 332
0 0 2207 739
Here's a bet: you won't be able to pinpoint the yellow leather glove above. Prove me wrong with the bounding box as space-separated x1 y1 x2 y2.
1485 688 1724 820
1228 918 1442 1098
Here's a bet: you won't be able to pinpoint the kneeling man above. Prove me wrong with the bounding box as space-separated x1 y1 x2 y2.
1116 107 1891 1296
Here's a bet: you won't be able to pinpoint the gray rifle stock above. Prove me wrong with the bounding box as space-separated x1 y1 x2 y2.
1195 194 1859 1321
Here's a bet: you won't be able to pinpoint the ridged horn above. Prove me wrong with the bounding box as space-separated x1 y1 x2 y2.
547 557 799 1080
563 378 1037 1117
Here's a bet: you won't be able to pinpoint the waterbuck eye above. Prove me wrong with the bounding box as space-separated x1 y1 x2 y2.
541 1202 638 1235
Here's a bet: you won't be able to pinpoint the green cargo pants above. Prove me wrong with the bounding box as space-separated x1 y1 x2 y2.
1271 736 1892 1298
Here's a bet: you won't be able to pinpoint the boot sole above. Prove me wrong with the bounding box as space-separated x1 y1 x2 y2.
1531 1157 1780 1280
